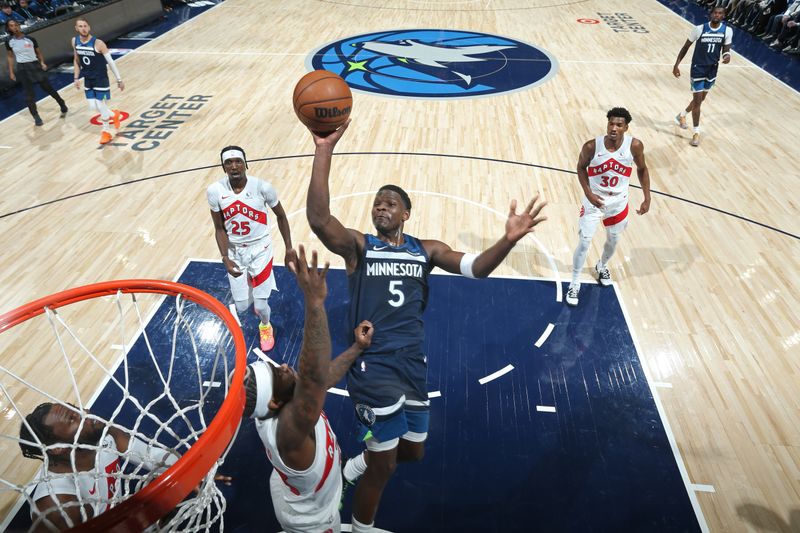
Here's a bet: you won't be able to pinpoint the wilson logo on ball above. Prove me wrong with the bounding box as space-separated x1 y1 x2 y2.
314 106 351 119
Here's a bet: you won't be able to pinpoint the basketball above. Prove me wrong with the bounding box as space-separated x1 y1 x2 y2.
292 70 352 134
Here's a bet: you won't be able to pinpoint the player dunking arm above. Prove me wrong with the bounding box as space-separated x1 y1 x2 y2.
71 17 124 145
207 146 293 353
305 120 547 533
566 107 651 307
242 245 374 533
672 5 732 147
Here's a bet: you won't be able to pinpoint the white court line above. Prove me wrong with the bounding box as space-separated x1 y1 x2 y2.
253 348 278 367
653 382 674 389
328 387 349 396
0 145 12 149
690 484 716 493
126 49 762 69
428 390 442 398
228 304 241 326
202 381 221 388
478 364 514 385
613 284 709 532
536 405 556 413
534 323 555 348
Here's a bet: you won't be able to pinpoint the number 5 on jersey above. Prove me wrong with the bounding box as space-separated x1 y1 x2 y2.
388 280 404 307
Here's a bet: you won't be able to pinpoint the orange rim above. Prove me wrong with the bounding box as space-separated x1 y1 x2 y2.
0 280 246 532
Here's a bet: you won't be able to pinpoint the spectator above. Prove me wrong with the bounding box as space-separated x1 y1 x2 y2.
0 2 24 24
761 0 800 41
15 0 44 23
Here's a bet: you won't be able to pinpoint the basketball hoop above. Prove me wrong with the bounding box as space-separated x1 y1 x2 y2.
0 280 246 532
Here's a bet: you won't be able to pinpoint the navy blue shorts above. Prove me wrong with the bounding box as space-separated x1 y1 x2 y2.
84 75 111 100
690 63 719 92
347 347 429 444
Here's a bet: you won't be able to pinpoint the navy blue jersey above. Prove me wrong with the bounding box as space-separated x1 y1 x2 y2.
347 234 431 354
691 22 729 66
74 36 107 80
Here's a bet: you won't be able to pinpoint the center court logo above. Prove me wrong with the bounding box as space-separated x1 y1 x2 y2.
307 29 558 99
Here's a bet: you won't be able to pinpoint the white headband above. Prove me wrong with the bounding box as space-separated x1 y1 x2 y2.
221 149 245 163
249 361 273 419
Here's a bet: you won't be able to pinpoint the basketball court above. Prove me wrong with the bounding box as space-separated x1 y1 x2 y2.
1 1 798 531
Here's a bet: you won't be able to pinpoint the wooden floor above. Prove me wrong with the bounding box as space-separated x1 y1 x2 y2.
1 0 798 531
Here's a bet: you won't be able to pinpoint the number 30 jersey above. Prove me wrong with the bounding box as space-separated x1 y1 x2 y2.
207 176 279 245
587 134 634 196
348 234 432 354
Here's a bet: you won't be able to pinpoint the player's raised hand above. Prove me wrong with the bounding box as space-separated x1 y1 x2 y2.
310 119 351 149
288 244 329 304
353 320 374 351
504 195 548 243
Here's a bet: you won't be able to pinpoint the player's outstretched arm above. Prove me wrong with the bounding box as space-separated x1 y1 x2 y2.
306 120 363 270
326 320 373 388
277 246 331 464
425 195 547 278
632 139 651 215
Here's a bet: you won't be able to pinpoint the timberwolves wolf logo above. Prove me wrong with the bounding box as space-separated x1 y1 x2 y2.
307 29 558 99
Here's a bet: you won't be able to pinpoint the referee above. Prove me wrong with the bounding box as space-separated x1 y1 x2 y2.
5 19 67 126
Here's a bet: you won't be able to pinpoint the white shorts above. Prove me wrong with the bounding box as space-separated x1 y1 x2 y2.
269 472 341 533
578 192 630 239
228 237 277 301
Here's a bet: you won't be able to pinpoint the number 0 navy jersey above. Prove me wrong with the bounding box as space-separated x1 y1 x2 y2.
74 36 107 81
690 22 731 66
348 234 431 354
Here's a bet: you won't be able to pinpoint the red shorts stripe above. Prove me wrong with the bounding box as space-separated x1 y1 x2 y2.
603 203 629 227
315 412 336 493
249 258 274 288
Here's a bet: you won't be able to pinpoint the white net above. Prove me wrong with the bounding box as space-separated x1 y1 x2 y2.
0 283 243 532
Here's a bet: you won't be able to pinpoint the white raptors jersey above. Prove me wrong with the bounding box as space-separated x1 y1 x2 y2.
206 176 279 245
587 135 634 195
256 411 342 531
31 435 121 519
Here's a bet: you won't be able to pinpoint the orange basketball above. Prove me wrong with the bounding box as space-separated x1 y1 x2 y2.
293 70 352 134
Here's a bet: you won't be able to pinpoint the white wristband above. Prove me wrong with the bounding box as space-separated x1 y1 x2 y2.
459 253 477 279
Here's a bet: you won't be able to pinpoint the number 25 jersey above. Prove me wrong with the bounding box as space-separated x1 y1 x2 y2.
206 176 279 245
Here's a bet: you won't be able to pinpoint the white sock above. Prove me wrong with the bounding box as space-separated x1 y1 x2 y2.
254 297 271 325
693 126 700 134
679 110 688 118
351 516 373 533
96 99 112 132
344 452 367 483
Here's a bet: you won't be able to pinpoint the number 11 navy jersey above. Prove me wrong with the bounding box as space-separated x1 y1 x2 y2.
347 234 431 354
690 22 732 66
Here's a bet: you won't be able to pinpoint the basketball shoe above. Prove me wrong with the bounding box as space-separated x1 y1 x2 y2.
259 322 275 352
691 133 700 147
674 114 687 129
112 109 122 129
99 131 113 145
595 262 612 286
566 283 580 307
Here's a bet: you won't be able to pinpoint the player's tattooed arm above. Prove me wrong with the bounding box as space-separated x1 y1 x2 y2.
326 321 373 387
279 246 331 451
